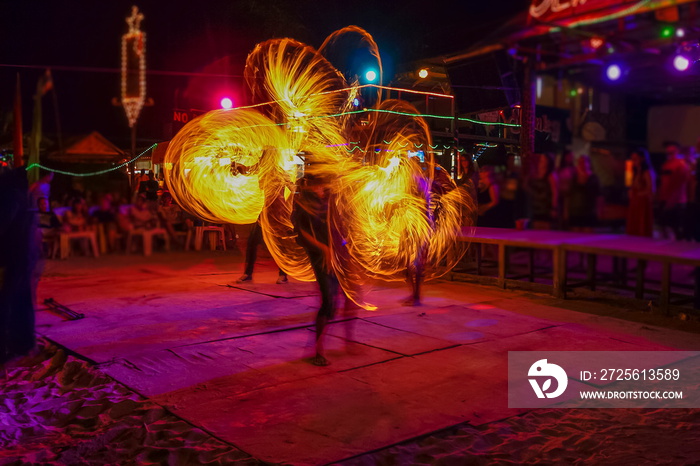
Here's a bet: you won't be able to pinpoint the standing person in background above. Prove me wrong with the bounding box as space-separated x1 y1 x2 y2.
626 148 656 237
682 145 698 241
456 153 478 202
29 171 53 208
499 154 521 229
527 153 559 230
456 153 479 228
568 155 602 233
139 171 160 207
236 220 288 284
132 170 149 198
556 150 576 230
657 141 690 240
694 137 700 242
477 167 504 227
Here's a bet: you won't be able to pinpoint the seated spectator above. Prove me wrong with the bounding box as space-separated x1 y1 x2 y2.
129 193 158 230
37 197 61 258
92 194 120 252
92 194 116 225
158 192 189 245
62 197 91 233
60 197 93 256
37 196 61 231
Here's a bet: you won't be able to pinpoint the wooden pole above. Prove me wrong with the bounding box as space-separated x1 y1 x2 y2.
13 73 24 167
130 124 137 188
519 57 536 160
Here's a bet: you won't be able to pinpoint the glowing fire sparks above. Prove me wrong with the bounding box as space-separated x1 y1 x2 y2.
164 26 475 309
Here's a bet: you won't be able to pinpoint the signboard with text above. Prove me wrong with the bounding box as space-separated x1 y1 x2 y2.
170 108 207 137
528 0 698 25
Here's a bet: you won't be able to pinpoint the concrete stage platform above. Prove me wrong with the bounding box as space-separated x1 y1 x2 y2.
36 252 700 465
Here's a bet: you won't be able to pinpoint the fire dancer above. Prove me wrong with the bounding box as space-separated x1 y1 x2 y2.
292 170 338 366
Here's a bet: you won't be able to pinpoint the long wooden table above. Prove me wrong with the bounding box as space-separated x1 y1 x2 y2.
456 227 700 313
560 235 700 311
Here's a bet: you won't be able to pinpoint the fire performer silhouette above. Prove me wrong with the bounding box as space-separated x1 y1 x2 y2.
292 170 338 366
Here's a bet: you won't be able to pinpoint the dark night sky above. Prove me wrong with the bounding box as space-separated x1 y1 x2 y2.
1 0 528 147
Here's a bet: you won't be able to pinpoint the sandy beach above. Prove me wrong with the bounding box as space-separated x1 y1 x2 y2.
0 339 259 466
2 252 696 465
3 338 700 465
342 408 700 465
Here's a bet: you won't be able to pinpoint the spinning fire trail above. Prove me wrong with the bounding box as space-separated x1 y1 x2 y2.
163 26 476 309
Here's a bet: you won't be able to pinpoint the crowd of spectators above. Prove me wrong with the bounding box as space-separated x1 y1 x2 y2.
30 170 222 258
27 141 700 260
472 139 700 241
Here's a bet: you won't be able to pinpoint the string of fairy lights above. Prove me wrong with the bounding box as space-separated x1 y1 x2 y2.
22 94 518 177
26 144 157 177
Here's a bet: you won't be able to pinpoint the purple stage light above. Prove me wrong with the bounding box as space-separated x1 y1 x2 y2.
673 55 690 72
606 64 622 81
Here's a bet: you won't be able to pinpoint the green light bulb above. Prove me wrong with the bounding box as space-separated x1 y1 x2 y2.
661 26 674 38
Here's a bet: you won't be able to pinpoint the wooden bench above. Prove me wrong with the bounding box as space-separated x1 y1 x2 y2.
456 227 603 298
560 236 700 313
455 227 700 313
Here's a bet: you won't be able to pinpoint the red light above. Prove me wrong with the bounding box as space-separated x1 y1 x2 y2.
220 97 233 109
590 37 604 49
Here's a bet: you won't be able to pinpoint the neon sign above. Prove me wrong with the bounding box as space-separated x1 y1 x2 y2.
530 0 589 19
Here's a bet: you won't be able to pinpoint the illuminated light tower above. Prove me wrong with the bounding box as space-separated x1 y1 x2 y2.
220 97 233 109
120 5 149 184
418 68 429 79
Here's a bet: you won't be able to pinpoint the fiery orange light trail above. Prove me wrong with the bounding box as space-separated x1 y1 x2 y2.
164 26 475 310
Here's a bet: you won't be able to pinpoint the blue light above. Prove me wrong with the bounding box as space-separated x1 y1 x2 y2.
353 97 360 107
365 70 377 82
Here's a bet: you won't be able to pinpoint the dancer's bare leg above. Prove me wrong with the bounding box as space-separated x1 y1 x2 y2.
402 268 422 306
312 313 329 366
